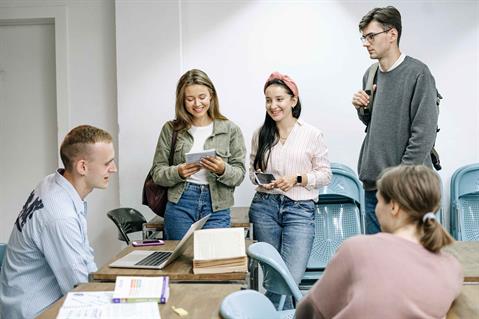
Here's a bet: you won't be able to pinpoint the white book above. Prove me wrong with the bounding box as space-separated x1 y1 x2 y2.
194 228 246 261
193 228 248 274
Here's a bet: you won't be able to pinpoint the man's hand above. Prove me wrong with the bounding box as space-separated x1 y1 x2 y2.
352 84 376 109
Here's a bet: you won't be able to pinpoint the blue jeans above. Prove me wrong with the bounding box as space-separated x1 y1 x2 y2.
249 192 315 310
164 182 231 240
365 190 380 234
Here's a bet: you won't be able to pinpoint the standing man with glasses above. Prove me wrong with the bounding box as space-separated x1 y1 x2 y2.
352 6 439 234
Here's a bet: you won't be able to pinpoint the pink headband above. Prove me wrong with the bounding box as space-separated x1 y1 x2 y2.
264 71 299 97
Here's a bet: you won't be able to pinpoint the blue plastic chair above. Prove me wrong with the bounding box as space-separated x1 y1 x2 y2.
220 289 295 319
0 243 6 270
436 177 446 227
247 242 303 311
450 163 479 241
301 162 364 289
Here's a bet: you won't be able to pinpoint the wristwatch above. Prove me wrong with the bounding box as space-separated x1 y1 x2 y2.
296 175 302 185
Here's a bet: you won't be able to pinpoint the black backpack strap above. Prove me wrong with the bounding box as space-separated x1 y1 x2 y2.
365 62 379 112
359 63 379 132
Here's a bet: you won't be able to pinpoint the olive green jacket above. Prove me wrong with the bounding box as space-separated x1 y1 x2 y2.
151 119 246 212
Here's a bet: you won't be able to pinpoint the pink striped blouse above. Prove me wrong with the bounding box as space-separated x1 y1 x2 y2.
249 119 332 201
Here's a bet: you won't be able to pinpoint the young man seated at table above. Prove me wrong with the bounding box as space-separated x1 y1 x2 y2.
0 125 117 319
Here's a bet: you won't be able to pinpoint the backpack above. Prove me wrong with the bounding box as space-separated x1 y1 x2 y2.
364 63 442 170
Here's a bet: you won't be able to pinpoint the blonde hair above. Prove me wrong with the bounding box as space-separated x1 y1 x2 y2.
60 125 112 171
174 69 227 131
377 165 453 253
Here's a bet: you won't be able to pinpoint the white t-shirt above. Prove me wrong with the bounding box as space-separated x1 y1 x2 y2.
187 123 213 185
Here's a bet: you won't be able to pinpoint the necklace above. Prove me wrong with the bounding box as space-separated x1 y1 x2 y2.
279 127 294 141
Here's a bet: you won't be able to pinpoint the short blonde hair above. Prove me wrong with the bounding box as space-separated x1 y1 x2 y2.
60 125 112 170
377 165 453 252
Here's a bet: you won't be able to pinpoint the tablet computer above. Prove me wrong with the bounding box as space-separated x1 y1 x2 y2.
185 149 216 164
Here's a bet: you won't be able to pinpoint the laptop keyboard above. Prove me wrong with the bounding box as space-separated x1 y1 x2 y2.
135 251 172 266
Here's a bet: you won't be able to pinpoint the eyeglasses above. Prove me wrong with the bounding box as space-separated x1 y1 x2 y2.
360 28 391 43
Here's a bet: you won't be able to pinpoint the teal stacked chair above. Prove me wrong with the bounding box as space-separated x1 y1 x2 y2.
436 177 446 226
450 163 479 241
220 289 295 319
0 243 6 270
247 242 302 312
300 162 364 289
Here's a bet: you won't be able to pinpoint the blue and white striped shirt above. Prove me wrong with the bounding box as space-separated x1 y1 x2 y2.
0 170 97 318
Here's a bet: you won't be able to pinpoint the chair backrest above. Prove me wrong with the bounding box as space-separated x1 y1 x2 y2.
247 242 303 303
220 289 280 319
306 163 364 270
450 163 479 240
0 243 6 270
318 163 363 208
107 208 147 245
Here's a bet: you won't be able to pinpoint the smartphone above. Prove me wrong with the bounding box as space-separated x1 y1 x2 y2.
132 239 165 247
254 172 276 185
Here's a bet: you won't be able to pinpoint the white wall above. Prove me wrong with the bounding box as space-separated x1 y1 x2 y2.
0 0 121 266
1 0 477 270
116 0 479 227
66 0 121 265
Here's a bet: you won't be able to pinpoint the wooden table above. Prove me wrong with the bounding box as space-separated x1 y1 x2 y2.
37 282 242 319
144 207 252 239
444 241 479 282
447 284 479 319
91 240 256 288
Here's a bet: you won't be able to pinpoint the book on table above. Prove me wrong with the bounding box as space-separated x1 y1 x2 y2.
193 227 248 274
112 276 170 304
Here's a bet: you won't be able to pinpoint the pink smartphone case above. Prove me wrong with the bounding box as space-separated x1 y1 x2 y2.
132 240 165 247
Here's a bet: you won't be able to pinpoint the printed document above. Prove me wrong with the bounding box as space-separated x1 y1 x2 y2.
56 291 161 319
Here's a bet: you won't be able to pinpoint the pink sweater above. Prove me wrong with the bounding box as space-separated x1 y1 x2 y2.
296 233 463 319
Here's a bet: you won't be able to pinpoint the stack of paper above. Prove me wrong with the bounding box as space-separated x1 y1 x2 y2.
113 276 169 304
56 291 161 319
193 227 248 274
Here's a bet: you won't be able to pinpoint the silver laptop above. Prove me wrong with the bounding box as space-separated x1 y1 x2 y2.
109 214 210 269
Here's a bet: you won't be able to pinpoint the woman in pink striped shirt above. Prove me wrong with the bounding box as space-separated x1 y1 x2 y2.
249 72 332 310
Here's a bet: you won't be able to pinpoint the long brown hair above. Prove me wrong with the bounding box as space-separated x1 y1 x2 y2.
253 79 302 171
174 69 227 131
377 165 453 253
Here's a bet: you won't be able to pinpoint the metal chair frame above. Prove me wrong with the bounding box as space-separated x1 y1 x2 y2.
247 242 303 311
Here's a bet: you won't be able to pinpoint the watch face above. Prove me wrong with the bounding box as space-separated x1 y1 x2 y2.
296 175 302 183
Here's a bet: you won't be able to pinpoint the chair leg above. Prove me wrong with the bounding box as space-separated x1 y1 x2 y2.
278 295 286 311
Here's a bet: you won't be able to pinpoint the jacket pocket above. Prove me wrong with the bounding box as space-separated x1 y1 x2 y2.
216 149 231 161
173 141 185 164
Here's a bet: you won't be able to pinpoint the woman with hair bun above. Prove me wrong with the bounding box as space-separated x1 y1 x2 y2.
296 165 463 319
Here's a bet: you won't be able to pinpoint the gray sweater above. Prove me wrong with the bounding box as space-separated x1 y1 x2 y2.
357 56 439 190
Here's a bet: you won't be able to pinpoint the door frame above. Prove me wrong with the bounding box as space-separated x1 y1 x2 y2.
0 4 69 165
